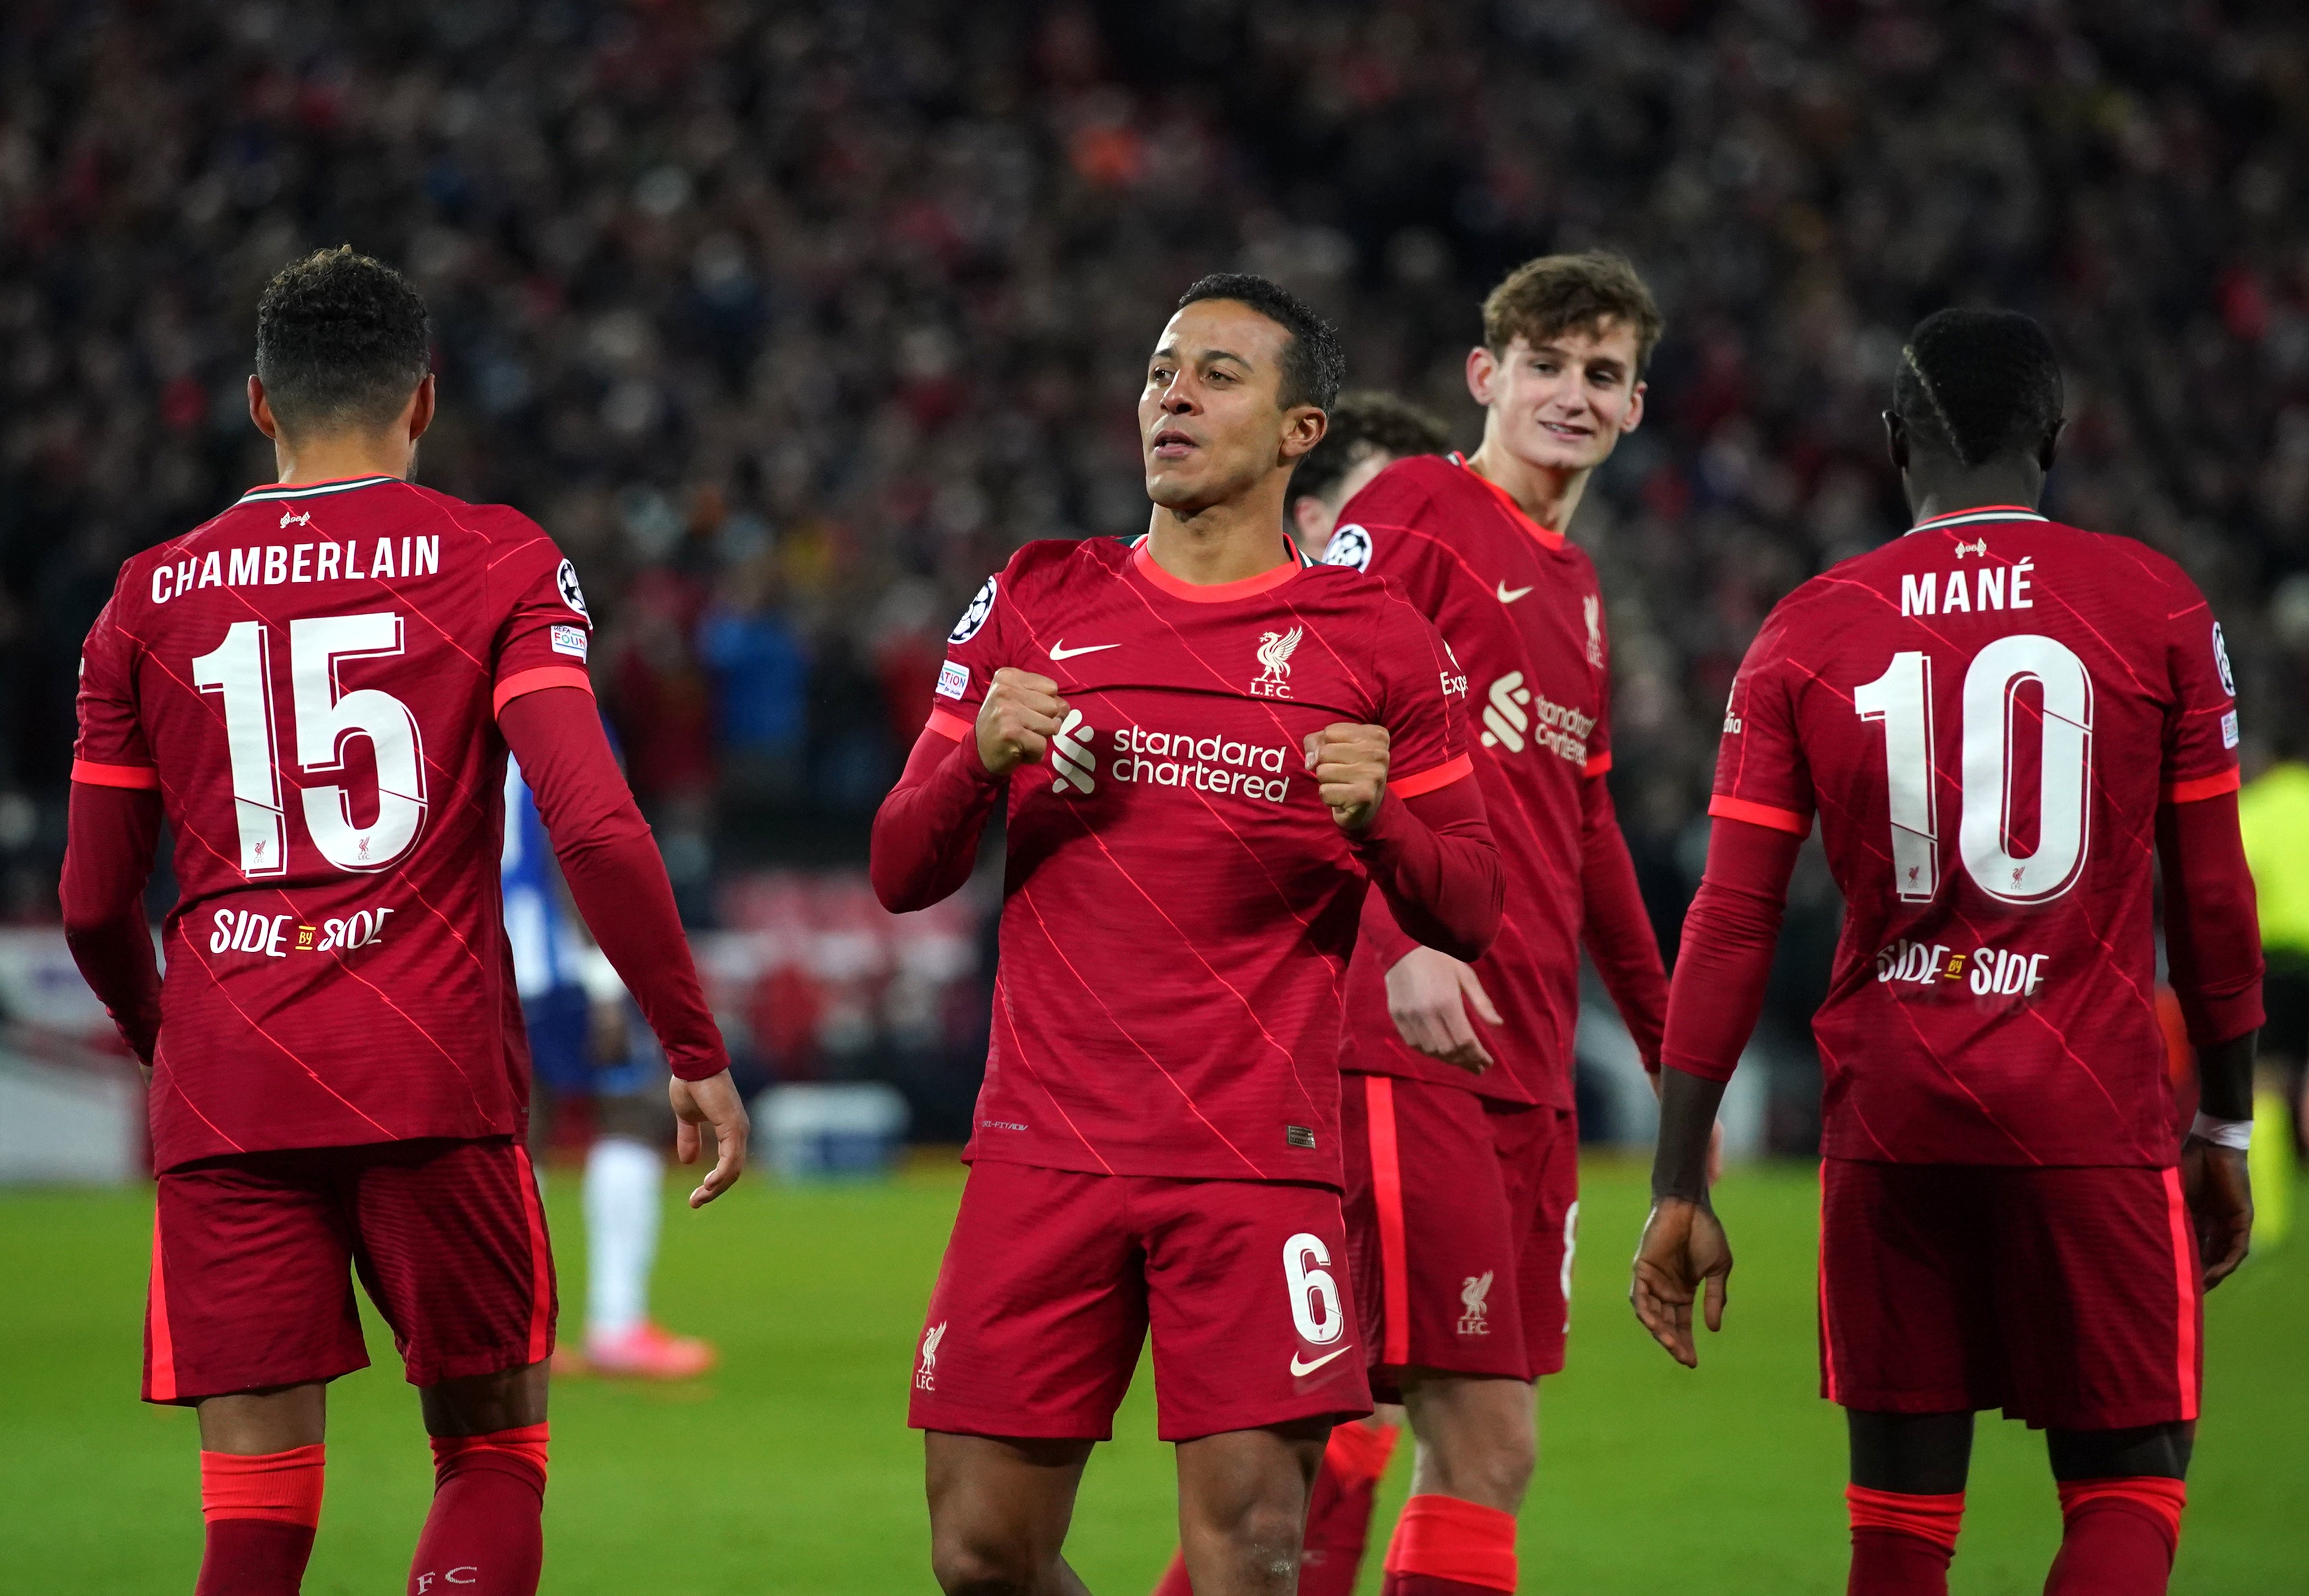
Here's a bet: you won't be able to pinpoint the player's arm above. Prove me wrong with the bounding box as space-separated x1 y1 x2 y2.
1631 815 1802 1367
2158 789 2264 1288
60 781 164 1079
498 687 747 1207
870 667 1057 913
1579 772 1668 1064
1308 723 1503 963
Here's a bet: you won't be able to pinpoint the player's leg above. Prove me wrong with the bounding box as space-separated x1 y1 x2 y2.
1373 1093 1564 1596
1998 1168 2204 1596
344 1137 558 1596
927 1433 1097 1595
1173 1420 1332 1596
1147 1406 1402 1596
1821 1162 1994 1596
581 1072 714 1377
155 1153 367 1596
1142 1177 1371 1596
913 1162 1144 1594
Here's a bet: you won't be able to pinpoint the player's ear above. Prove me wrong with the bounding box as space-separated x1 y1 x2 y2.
1622 379 1646 435
405 373 438 443
1279 403 1326 466
1882 409 1908 473
248 375 280 442
2039 415 2065 473
1466 345 1500 407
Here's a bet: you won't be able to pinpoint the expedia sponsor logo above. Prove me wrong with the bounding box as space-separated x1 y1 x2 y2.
1111 725 1293 803
1478 671 1594 766
1873 937 2047 998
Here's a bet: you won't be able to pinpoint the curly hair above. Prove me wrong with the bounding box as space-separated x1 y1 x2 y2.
254 246 431 435
1292 391 1451 504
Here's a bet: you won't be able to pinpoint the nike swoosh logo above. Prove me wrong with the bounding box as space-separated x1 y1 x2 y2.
1289 1346 1353 1377
1047 640 1118 661
1496 582 1534 604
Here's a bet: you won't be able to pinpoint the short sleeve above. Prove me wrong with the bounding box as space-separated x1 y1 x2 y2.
923 564 1024 742
2161 590 2241 805
489 517 597 716
1708 611 1812 836
72 582 157 789
1372 592 1473 797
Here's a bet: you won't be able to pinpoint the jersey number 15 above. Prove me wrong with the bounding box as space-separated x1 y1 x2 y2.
191 613 429 879
1854 633 2093 905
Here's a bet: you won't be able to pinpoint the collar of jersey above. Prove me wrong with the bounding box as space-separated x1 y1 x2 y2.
1129 535 1307 603
236 475 401 504
1904 504 2047 535
1450 454 1564 549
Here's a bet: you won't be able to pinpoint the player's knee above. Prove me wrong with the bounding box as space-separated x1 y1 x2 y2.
928 1531 1041 1596
1196 1501 1307 1588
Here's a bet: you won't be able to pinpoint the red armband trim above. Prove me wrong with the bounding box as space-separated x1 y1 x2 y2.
71 760 160 790
1708 794 1811 836
925 708 973 741
1583 751 1612 776
493 667 594 716
1390 753 1473 798
2163 768 2241 804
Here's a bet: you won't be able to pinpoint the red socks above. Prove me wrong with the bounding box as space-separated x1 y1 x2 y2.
1381 1493 1518 1595
409 1424 549 1596
197 1445 326 1596
1150 1421 1401 1596
1845 1486 1963 1595
2047 1477 2185 1596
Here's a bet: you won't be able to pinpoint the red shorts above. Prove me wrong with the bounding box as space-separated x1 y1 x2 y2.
1819 1159 2201 1431
1340 1072 1578 1402
909 1160 1372 1443
146 1137 555 1404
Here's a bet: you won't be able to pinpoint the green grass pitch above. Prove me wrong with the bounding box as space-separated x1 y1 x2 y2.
2 1156 2302 1593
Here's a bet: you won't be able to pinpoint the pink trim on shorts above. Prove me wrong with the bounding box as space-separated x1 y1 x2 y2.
514 1147 554 1366
147 1208 178 1402
1363 1076 1411 1367
2162 1166 2198 1421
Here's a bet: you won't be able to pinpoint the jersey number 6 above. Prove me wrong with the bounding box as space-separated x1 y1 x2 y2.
192 613 430 878
1853 633 2093 905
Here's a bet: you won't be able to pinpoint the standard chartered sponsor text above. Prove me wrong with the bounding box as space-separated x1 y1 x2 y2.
1108 723 1294 803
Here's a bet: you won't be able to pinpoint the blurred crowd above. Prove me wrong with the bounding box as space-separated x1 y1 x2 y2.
4 2 2307 1110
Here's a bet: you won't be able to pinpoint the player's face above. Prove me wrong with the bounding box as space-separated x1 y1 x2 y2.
1142 300 1325 516
1467 324 1645 475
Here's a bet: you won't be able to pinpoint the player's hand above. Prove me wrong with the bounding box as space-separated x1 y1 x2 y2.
2180 1135 2252 1290
1303 722 1390 832
1647 1069 1724 1186
1631 1196 1732 1368
1385 947 1500 1073
976 669 1067 777
669 1069 750 1209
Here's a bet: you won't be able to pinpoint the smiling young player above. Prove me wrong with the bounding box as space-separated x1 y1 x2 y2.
1634 309 2263 1596
1301 253 1678 1596
872 274 1502 1596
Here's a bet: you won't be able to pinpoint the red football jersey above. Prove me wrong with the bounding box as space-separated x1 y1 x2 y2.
1322 455 1611 1107
73 474 598 1171
931 535 1474 1186
1713 505 2241 1166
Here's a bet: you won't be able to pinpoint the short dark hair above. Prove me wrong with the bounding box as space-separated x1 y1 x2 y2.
1293 391 1450 504
254 247 431 435
1175 272 1345 413
1483 252 1663 373
1893 308 2064 469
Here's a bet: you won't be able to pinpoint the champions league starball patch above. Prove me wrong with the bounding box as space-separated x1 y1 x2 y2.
1322 524 1373 571
949 575 997 644
556 559 591 620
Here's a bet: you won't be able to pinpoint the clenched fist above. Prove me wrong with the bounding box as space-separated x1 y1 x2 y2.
977 667 1068 776
1303 722 1390 832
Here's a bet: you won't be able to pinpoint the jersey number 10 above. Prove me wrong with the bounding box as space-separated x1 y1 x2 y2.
191 613 431 878
1853 633 2093 905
